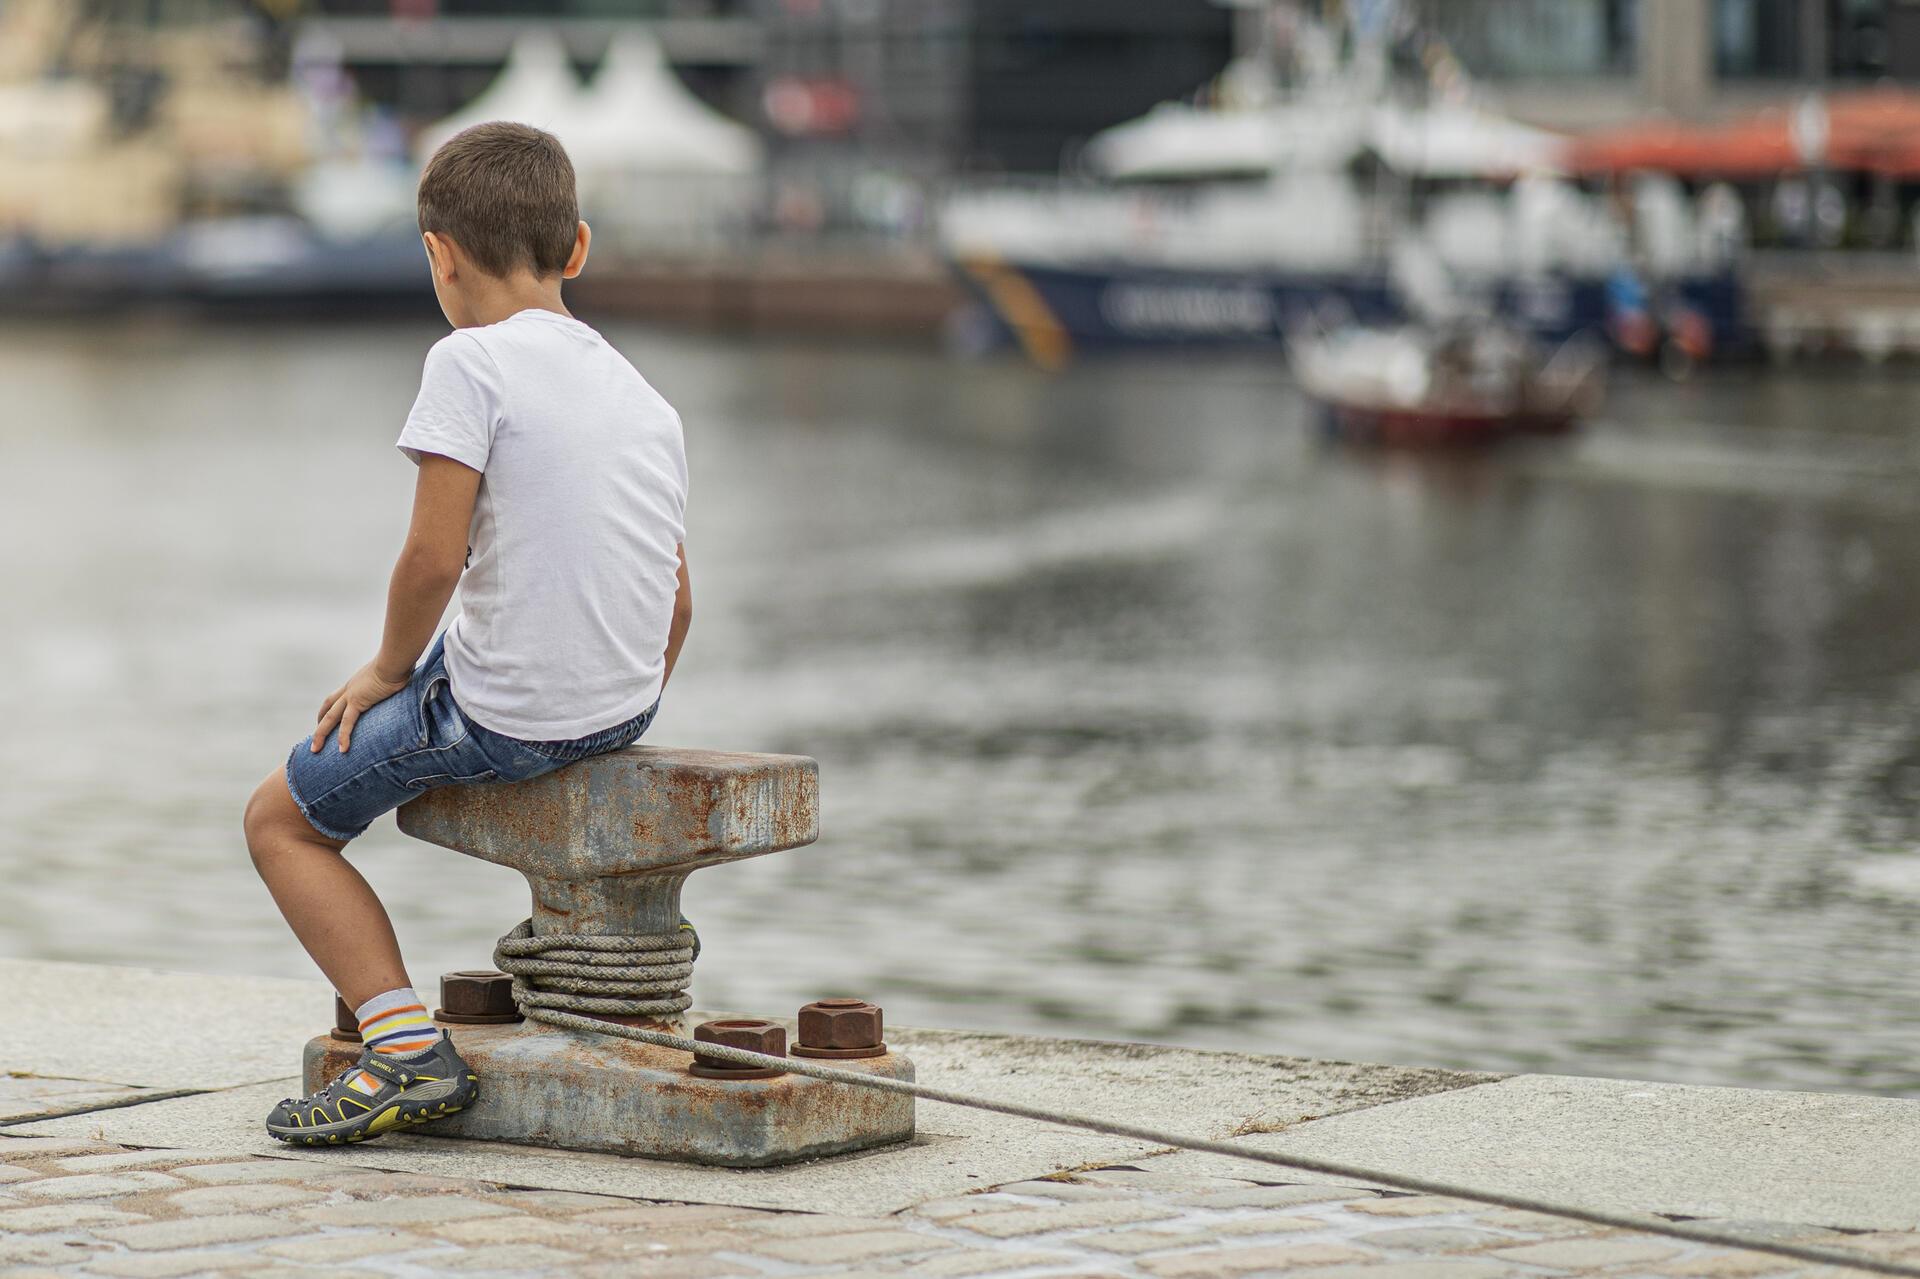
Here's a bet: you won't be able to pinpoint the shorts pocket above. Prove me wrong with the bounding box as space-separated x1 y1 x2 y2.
417 674 469 750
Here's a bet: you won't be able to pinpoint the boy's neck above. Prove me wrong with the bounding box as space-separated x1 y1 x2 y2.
456 272 572 330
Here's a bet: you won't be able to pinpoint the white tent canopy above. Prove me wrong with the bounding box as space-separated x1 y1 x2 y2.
413 29 761 178
409 29 763 250
566 31 761 177
413 30 580 163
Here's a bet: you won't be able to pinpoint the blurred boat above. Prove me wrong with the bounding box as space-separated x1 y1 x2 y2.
940 11 1745 368
170 216 431 311
0 216 433 316
1288 320 1606 447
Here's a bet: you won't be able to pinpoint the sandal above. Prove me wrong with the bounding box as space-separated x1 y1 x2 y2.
266 1037 478 1145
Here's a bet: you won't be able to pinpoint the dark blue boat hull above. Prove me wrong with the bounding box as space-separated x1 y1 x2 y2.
953 260 1749 359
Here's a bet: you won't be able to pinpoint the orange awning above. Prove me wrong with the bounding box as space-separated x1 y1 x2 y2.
1564 88 1920 179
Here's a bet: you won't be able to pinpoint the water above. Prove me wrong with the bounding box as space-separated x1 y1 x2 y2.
5 317 1920 1095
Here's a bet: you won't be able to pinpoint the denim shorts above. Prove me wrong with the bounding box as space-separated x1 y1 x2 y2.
285 634 658 842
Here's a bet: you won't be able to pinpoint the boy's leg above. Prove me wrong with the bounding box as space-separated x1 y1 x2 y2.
246 768 477 1145
243 770 410 1009
247 653 497 1142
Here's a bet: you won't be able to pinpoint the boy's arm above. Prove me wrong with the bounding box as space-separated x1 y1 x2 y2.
660 543 692 692
314 454 480 753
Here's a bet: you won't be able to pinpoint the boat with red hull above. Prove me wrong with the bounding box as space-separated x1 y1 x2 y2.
1290 322 1607 447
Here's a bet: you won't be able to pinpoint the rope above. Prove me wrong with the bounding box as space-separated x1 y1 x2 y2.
494 920 694 1017
494 922 1915 1278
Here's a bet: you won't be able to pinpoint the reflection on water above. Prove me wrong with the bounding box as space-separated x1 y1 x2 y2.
5 318 1920 1094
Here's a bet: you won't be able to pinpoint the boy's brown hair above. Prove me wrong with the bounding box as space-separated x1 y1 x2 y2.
417 122 579 278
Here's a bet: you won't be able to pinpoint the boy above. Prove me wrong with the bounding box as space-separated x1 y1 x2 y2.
241 122 692 1145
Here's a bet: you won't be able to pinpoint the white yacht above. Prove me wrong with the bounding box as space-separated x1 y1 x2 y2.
939 14 1742 366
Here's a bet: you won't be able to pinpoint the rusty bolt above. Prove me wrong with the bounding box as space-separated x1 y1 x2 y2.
435 970 523 1025
689 1018 787 1079
330 994 362 1044
794 998 886 1059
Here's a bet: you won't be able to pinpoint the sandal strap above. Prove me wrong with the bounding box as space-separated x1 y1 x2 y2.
285 1067 387 1117
357 1052 420 1087
283 1044 446 1112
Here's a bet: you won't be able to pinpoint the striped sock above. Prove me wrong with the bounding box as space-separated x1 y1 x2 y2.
345 988 442 1097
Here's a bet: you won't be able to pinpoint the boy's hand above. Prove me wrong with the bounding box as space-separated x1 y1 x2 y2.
313 661 411 754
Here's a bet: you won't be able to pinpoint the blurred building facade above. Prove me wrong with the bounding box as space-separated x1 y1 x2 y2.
750 0 1232 236
752 1 1231 175
296 1 1233 235
1407 0 1920 128
298 2 1920 177
14 0 1920 264
299 1 1231 173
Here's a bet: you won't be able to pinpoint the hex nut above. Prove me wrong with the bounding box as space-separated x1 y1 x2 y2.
330 995 362 1044
795 998 886 1059
436 970 522 1024
690 1018 787 1079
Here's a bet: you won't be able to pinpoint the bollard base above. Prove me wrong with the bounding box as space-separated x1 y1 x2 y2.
301 1018 915 1167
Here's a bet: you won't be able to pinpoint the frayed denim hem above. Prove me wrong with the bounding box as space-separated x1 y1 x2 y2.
284 745 368 843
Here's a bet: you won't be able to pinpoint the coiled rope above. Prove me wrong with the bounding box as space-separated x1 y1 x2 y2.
494 921 694 1018
493 922 1915 1279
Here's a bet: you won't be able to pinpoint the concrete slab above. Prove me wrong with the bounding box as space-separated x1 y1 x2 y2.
888 1027 1493 1132
1141 1073 1920 1231
0 1077 164 1124
0 960 330 1090
13 1080 1108 1216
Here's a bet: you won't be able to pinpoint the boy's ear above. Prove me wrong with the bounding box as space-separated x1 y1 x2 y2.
562 221 591 280
423 231 455 283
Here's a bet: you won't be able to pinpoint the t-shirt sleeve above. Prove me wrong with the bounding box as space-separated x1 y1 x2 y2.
396 333 500 471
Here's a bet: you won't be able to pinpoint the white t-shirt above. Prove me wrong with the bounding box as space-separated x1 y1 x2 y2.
395 308 688 740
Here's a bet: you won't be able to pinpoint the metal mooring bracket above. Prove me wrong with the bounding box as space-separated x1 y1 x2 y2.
300 745 916 1166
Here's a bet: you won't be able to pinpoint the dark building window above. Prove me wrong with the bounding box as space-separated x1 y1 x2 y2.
966 0 1233 173
1716 0 1920 81
1829 0 1888 76
1825 0 1920 78
1414 0 1638 79
1716 0 1803 77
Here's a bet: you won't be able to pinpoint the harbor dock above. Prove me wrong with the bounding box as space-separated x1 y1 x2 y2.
2 957 1914 1278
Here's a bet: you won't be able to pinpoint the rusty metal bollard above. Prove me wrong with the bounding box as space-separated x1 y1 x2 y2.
299 745 914 1166
401 747 820 969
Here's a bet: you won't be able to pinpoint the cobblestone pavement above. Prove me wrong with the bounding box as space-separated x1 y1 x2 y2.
0 1134 1909 1279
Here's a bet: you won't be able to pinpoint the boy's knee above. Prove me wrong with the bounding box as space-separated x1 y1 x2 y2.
243 772 290 861
246 770 345 862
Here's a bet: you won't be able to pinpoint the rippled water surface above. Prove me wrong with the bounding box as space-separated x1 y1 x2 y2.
5 317 1920 1094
